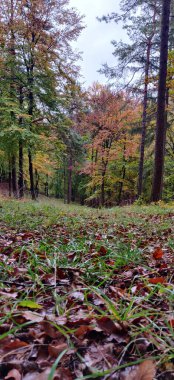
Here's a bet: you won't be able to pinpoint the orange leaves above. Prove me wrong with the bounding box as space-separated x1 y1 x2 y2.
169 319 174 328
80 84 140 190
149 277 165 284
153 247 164 260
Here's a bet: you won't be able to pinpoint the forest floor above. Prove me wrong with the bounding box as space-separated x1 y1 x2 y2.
0 198 174 380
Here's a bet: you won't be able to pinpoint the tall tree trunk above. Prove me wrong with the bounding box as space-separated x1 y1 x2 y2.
18 87 24 198
67 152 72 204
138 3 158 197
27 39 36 200
9 0 17 198
151 0 171 201
137 42 151 197
26 27 36 200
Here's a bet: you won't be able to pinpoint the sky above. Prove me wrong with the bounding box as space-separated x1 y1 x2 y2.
70 0 126 87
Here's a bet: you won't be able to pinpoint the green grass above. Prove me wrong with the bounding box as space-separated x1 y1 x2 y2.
0 197 173 379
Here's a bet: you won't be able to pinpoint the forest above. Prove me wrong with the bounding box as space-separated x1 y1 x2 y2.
0 0 173 206
0 1 174 380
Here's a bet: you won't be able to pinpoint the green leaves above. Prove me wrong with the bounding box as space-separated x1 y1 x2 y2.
18 300 43 309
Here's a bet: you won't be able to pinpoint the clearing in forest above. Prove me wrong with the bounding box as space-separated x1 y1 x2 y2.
0 199 173 379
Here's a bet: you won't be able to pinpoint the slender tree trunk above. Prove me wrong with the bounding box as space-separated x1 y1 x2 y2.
35 169 39 198
26 28 36 200
118 138 126 204
9 0 17 198
63 160 66 204
138 3 158 197
11 155 17 197
101 154 107 207
45 174 49 197
28 149 35 200
137 43 151 197
19 140 24 198
18 87 24 198
101 173 105 207
151 0 171 201
118 166 126 205
9 158 12 197
27 49 36 200
67 152 72 204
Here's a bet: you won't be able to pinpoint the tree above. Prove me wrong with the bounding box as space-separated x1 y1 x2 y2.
151 0 171 201
0 0 84 199
99 0 162 198
80 84 139 206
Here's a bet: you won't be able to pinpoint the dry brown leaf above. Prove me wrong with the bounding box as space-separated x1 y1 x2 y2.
48 342 68 358
22 310 44 322
125 360 156 380
4 339 29 350
41 321 62 338
5 369 22 380
75 325 92 338
97 316 123 334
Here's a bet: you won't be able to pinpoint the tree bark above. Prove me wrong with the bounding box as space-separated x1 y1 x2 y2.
8 158 12 197
27 33 36 200
151 0 171 201
9 0 17 198
19 140 24 198
137 42 151 197
28 149 35 200
101 173 105 206
18 87 24 198
64 160 67 204
138 3 158 197
11 155 17 197
67 152 72 204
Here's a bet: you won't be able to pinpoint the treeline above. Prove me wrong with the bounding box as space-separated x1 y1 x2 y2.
0 0 83 200
0 0 174 206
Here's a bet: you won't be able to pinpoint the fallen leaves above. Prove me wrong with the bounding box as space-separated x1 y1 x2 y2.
48 342 68 358
22 311 44 323
153 247 164 260
4 339 29 350
5 369 22 380
97 316 125 334
124 360 156 380
149 277 166 284
18 300 43 309
0 206 174 380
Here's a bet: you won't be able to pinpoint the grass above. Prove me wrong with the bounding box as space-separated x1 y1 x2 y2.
0 197 174 379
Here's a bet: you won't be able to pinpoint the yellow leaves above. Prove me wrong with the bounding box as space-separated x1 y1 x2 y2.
33 152 57 175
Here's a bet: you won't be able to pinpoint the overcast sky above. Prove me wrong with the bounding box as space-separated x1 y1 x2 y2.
70 0 127 87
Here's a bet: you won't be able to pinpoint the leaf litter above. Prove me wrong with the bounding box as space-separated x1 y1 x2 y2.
0 202 174 379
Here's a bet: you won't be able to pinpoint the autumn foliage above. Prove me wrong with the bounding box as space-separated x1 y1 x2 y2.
79 84 140 206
